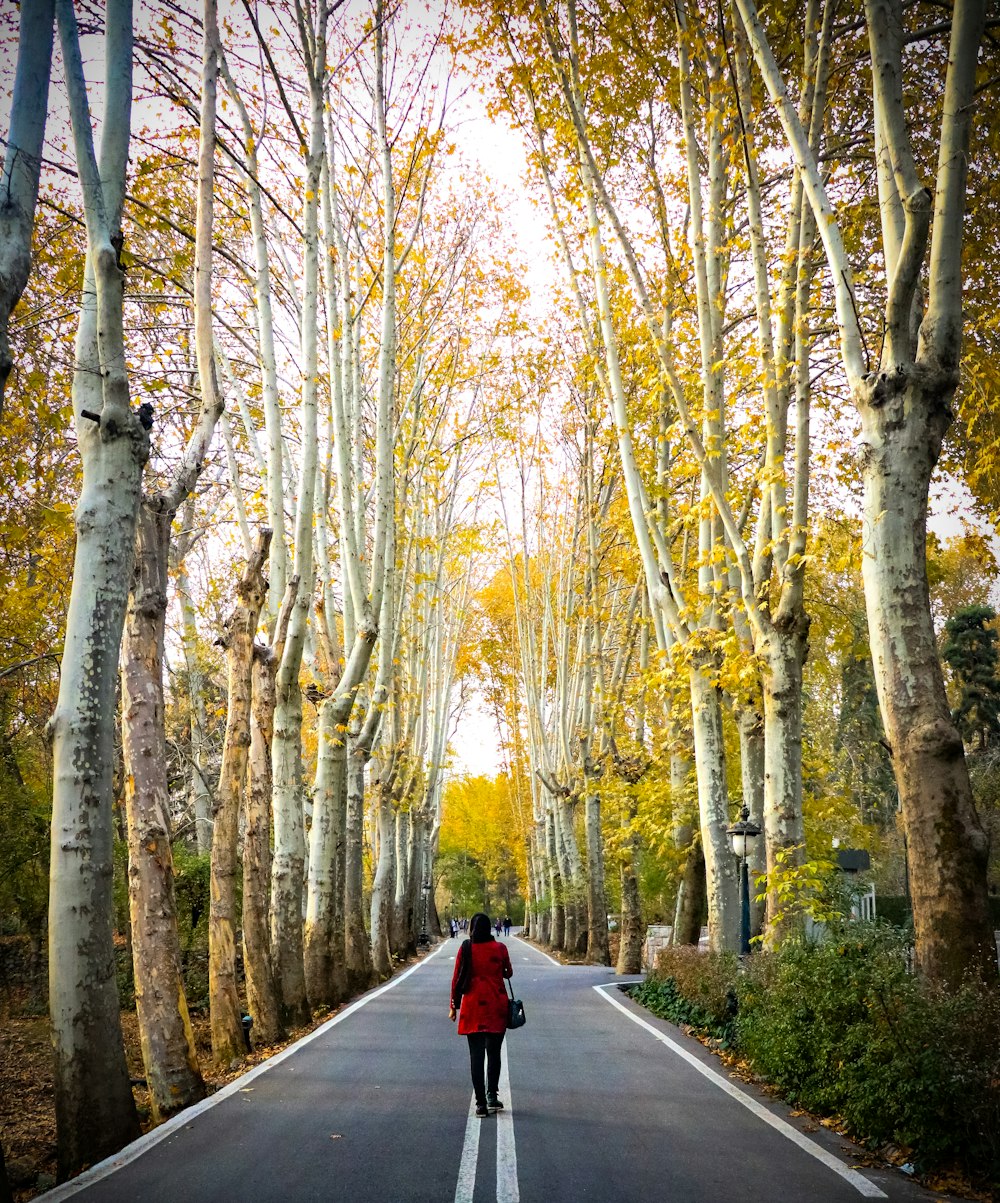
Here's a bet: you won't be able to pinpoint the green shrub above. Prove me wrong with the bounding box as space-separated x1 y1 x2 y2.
172 846 213 1009
633 946 740 1041
631 924 1000 1189
173 845 212 954
736 923 1000 1184
737 924 913 1117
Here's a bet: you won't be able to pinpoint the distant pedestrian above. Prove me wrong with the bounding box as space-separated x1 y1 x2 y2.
494 917 502 937
449 912 513 1118
503 916 511 937
449 918 458 938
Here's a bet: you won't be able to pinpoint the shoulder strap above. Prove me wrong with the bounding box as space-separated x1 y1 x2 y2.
455 939 472 996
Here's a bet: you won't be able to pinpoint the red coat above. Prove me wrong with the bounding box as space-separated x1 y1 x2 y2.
451 939 513 1034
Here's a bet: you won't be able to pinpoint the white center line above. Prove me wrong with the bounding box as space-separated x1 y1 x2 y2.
496 1050 518 1202
453 1044 519 1203
453 1095 481 1203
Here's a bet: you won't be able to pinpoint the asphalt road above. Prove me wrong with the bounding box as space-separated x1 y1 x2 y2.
43 937 954 1203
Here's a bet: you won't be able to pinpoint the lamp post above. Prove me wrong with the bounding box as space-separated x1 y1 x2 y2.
727 805 762 956
418 879 431 947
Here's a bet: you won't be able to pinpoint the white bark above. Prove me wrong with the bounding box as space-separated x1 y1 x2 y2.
48 0 142 1175
176 552 213 853
219 51 288 624
689 662 739 951
270 0 327 1027
390 806 412 954
740 0 994 982
734 0 866 389
304 698 348 1008
574 83 740 949
0 0 55 409
369 783 396 979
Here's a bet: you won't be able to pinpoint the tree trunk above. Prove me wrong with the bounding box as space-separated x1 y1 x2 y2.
390 807 411 957
554 801 574 952
735 0 994 983
545 808 565 949
269 0 325 1025
735 702 766 938
563 798 587 953
616 797 643 974
403 811 424 953
243 643 284 1046
304 701 348 1009
673 838 707 946
583 784 610 964
49 391 144 1175
369 783 396 979
49 0 143 1173
861 383 996 981
270 668 310 1027
121 503 204 1119
344 735 376 993
209 531 269 1066
688 658 739 950
531 824 550 943
177 559 213 852
760 620 809 944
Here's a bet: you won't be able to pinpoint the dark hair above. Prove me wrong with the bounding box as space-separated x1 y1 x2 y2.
470 912 494 943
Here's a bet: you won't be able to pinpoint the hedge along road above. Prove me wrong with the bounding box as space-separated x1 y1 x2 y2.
40 938 953 1203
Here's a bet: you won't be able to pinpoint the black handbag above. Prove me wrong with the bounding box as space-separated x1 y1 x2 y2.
453 939 472 1007
505 977 526 1029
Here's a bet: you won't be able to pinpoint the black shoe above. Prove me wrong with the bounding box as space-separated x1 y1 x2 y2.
475 1104 489 1118
487 1095 504 1112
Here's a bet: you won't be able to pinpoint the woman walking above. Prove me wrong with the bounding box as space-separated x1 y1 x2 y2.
449 912 513 1118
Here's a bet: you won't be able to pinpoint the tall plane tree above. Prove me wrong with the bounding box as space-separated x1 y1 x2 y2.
270 0 331 1028
120 0 227 1116
736 0 996 984
48 0 143 1175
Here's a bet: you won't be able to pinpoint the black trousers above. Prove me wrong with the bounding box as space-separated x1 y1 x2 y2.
466 1031 505 1105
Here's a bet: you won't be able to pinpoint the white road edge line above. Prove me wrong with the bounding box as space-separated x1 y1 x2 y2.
496 1049 518 1203
453 1095 482 1203
593 983 887 1200
509 935 561 968
40 942 452 1202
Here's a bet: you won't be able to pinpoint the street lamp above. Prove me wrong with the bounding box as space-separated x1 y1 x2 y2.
727 805 762 956
418 879 432 947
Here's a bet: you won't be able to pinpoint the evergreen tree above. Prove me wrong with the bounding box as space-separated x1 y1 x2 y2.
942 605 1000 751
835 638 896 825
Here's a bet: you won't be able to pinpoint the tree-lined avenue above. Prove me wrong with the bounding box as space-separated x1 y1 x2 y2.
41 939 948 1203
2 0 999 1189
